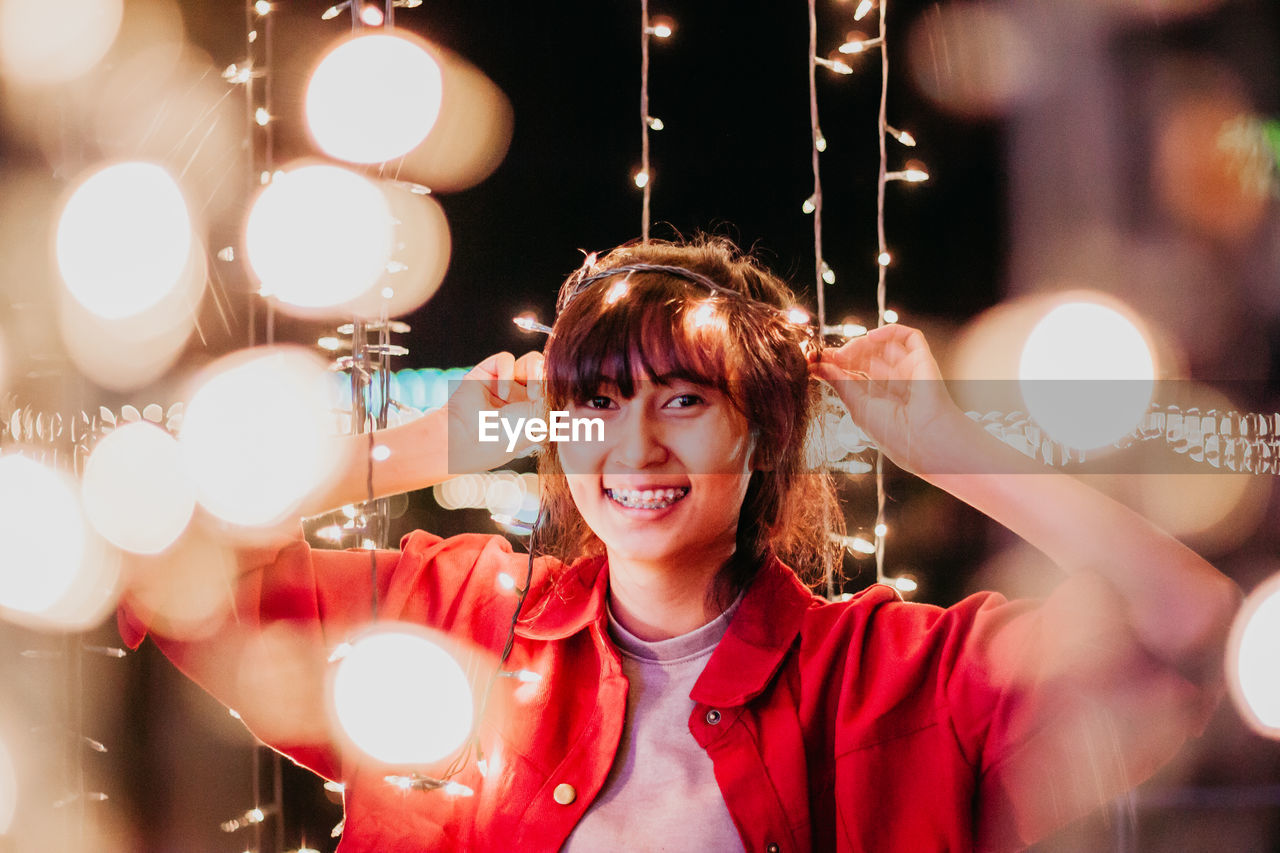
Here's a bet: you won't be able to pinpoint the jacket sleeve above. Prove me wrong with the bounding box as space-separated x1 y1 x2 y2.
937 571 1224 851
118 529 521 782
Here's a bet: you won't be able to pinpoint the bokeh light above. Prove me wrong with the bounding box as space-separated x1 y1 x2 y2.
0 454 120 630
179 347 345 529
82 421 195 554
124 527 236 640
1228 572 1280 739
305 31 443 165
906 1 1039 117
245 164 394 317
0 0 123 85
367 183 451 319
402 47 513 192
330 626 474 765
1018 299 1156 450
0 736 14 835
56 162 194 320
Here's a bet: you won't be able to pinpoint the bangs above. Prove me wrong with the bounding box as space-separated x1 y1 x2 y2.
547 273 737 405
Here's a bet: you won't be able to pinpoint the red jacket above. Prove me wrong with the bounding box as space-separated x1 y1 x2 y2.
122 531 1219 852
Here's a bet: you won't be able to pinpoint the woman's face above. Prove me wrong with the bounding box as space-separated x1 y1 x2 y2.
558 375 755 573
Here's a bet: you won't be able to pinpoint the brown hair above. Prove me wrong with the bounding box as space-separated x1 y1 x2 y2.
535 236 844 598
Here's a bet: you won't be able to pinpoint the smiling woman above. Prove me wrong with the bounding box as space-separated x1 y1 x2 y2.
124 236 1240 853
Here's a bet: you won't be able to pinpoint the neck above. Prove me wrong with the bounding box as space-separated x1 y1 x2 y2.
606 547 736 641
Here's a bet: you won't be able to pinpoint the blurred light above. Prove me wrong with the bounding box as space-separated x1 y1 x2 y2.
877 252 891 266
633 170 650 189
815 56 853 75
330 626 474 764
874 523 888 537
0 736 15 835
648 17 674 38
179 347 344 528
787 307 810 325
0 454 120 629
56 162 193 320
604 280 629 305
369 183 450 319
318 336 342 351
0 0 123 85
886 167 929 183
126 528 236 639
907 1 1038 117
321 3 345 20
837 34 881 55
1018 300 1155 450
848 536 876 555
484 472 525 517
689 301 722 331
513 314 552 335
891 575 917 593
254 0 270 14
853 0 873 20
882 309 898 323
497 572 516 591
359 3 383 26
306 31 443 164
82 421 195 554
254 107 271 126
245 163 393 314
1229 573 1280 738
887 126 916 147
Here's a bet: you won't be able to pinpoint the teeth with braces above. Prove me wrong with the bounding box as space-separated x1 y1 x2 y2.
606 487 689 509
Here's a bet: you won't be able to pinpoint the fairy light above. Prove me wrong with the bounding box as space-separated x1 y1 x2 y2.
321 3 347 20
254 0 271 15
371 444 391 462
886 125 915 146
815 56 853 75
360 3 384 26
513 314 553 335
882 309 898 323
254 107 270 126
786 307 811 325
802 196 816 214
633 169 650 188
638 3 666 240
317 336 342 351
853 0 874 20
885 167 928 183
604 279 630 305
877 251 891 266
837 35 883 54
646 116 664 131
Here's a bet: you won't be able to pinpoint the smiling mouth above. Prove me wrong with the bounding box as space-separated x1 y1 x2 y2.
604 486 690 510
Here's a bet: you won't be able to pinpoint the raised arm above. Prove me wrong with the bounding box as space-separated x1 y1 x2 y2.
303 350 545 514
811 324 1240 677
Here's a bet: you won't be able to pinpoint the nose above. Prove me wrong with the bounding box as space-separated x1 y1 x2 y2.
608 406 668 469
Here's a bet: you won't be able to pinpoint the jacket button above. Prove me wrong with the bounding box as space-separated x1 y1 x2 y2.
553 783 577 805
705 708 722 725
765 844 780 853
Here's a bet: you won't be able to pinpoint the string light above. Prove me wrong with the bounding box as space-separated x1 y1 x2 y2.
646 116 664 131
633 169 650 188
814 56 853 75
802 195 816 214
886 125 915 146
254 107 270 126
321 1 349 19
837 35 882 54
254 1 271 15
360 3 384 26
885 167 928 183
645 16 674 38
853 0 874 21
882 308 898 323
877 251 891 266
513 314 553 335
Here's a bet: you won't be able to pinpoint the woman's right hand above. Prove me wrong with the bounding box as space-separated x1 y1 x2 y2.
444 351 546 475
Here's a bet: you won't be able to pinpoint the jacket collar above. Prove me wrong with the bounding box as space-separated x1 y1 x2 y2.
690 555 818 707
515 552 819 706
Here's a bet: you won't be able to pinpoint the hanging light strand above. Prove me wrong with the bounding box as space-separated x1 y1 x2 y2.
872 0 890 586
639 0 653 241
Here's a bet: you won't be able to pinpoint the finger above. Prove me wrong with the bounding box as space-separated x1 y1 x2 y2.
514 352 545 402
485 351 516 401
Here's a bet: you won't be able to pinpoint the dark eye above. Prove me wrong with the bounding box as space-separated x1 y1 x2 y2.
666 393 704 409
583 395 616 410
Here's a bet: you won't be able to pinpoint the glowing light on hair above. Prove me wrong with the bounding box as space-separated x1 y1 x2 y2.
604 279 630 305
330 627 474 764
56 162 194 320
305 32 444 164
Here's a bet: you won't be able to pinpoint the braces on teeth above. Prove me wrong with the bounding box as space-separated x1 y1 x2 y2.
607 487 689 508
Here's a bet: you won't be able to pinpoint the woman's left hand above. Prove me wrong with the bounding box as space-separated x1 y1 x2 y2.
809 324 966 475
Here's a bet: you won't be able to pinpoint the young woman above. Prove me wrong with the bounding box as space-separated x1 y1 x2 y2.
123 237 1240 852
